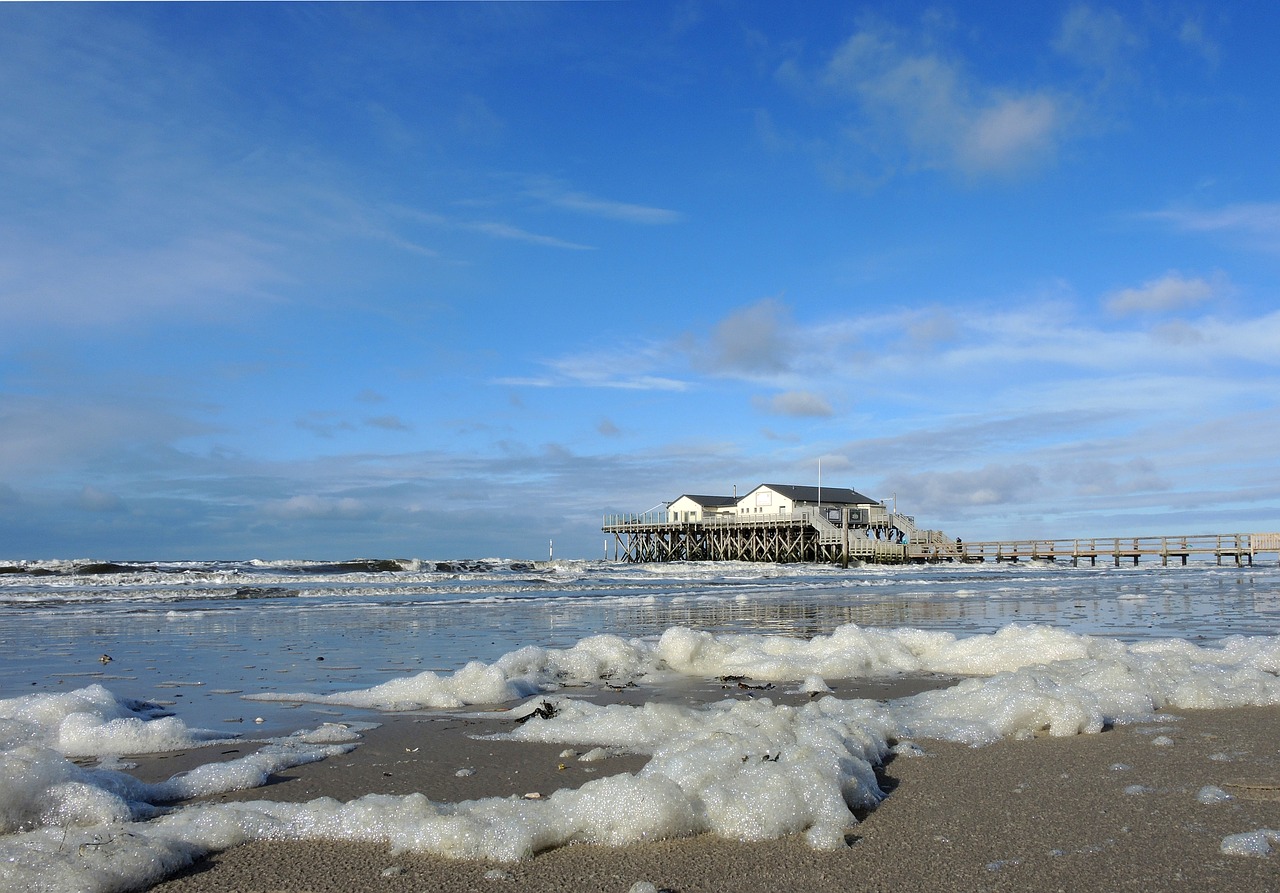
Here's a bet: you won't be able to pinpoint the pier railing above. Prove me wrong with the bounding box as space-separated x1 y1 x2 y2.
602 509 919 534
947 532 1279 566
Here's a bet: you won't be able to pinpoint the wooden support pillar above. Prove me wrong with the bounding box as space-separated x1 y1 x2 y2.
842 518 849 569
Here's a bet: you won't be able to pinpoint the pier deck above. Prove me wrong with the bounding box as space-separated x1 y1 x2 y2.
603 513 910 564
604 513 1280 567
940 532 1280 566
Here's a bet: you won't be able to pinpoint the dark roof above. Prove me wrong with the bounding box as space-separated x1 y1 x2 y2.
673 494 738 507
755 483 878 505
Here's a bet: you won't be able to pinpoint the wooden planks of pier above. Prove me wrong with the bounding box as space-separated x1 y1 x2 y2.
914 532 1280 566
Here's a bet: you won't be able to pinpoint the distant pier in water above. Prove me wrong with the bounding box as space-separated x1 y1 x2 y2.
602 484 1280 567
942 532 1280 567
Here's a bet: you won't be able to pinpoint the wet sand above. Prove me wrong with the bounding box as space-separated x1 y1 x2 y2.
139 681 1280 893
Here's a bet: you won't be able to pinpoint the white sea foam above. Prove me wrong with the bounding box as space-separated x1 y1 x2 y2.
0 684 231 756
4 621 1280 893
249 623 1280 728
1220 828 1280 857
1197 784 1232 804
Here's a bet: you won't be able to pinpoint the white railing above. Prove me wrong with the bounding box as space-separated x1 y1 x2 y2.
950 533 1280 562
605 507 921 529
1252 532 1280 552
604 510 818 528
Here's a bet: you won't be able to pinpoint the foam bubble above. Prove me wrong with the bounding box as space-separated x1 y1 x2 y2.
1197 785 1232 804
1221 828 1280 857
243 623 1280 721
0 684 230 756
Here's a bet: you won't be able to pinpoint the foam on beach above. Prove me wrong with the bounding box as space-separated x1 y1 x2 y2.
3 622 1280 893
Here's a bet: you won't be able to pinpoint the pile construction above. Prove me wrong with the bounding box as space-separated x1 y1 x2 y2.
603 484 1280 567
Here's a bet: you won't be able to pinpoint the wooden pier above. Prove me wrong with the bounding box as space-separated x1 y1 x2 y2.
604 511 927 565
603 513 1280 568
938 532 1280 567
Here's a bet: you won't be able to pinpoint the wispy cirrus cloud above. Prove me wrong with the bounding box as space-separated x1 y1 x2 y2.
521 176 683 225
495 346 689 391
1143 202 1280 253
462 220 593 250
503 289 1280 425
387 177 683 255
540 189 683 225
0 229 289 326
386 205 595 251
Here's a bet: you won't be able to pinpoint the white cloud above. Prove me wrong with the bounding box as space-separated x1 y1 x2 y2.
0 13 310 329
365 415 411 432
904 307 959 348
1151 320 1205 346
0 395 209 475
389 203 596 252
544 190 683 225
1177 18 1220 66
754 390 834 418
884 463 1043 509
1105 271 1223 314
1060 457 1170 497
495 343 689 391
1145 203 1280 253
520 176 683 225
1053 6 1141 76
706 297 794 375
0 231 288 327
463 221 594 251
956 94 1060 174
815 23 1066 177
263 495 371 521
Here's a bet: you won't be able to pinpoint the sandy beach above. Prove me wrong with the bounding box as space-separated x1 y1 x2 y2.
140 682 1280 893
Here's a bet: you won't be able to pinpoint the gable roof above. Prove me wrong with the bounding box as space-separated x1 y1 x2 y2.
753 483 877 505
672 494 738 507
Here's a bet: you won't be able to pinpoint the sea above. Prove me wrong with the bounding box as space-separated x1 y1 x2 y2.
2 557 1279 889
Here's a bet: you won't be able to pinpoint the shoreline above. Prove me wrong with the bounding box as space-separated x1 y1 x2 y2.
130 673 958 803
128 682 1280 892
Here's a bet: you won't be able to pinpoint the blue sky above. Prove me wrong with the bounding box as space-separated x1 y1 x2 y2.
2 2 1278 559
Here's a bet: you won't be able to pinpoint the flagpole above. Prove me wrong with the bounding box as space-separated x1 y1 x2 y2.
817 457 822 518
